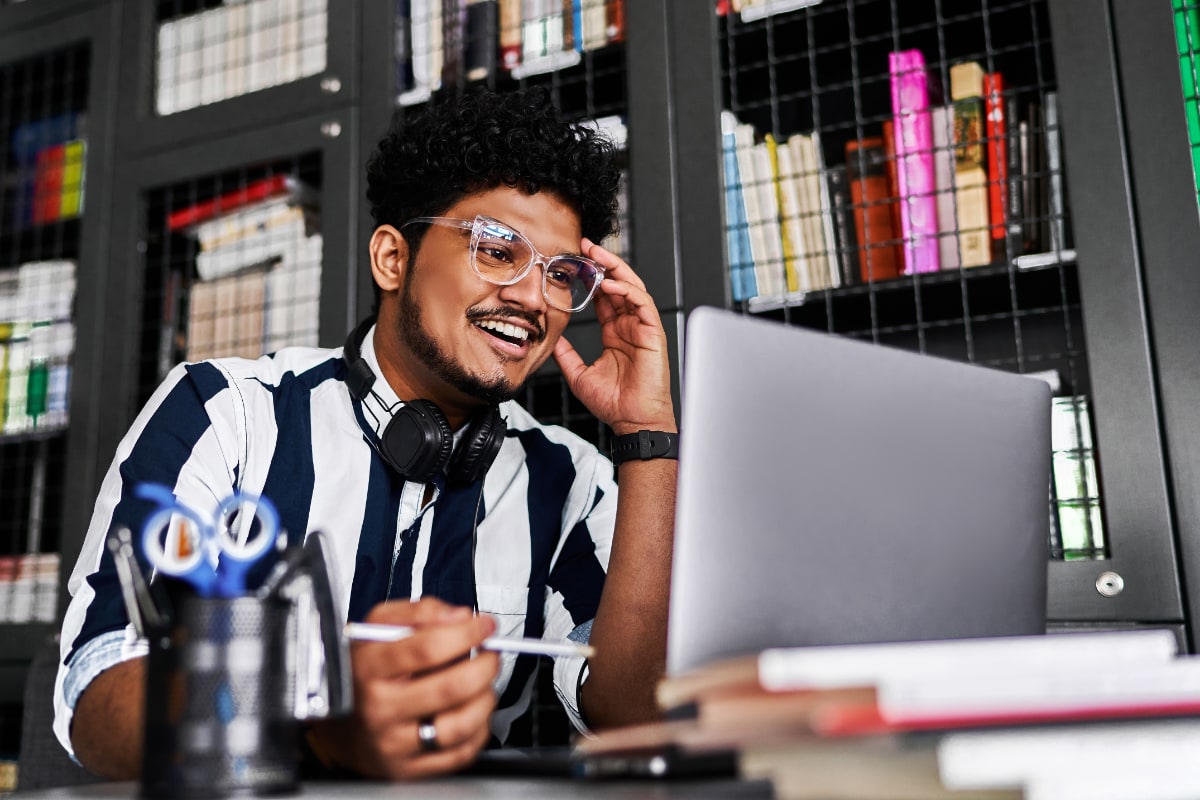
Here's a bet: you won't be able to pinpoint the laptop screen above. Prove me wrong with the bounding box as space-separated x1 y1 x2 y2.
667 307 1051 675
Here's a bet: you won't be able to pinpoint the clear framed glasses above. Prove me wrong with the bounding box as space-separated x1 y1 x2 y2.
402 215 605 312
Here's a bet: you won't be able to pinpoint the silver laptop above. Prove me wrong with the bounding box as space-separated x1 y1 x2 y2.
667 307 1052 675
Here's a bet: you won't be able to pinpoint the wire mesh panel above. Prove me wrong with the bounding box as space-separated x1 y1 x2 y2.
1175 0 1200 213
0 42 88 625
153 0 328 117
718 0 1103 562
138 153 323 406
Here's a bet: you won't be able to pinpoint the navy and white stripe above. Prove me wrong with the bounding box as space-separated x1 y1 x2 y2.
54 328 616 756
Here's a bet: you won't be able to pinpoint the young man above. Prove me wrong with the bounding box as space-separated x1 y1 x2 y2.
54 87 678 780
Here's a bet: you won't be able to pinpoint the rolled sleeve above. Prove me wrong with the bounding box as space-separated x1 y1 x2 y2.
54 628 147 762
552 619 594 736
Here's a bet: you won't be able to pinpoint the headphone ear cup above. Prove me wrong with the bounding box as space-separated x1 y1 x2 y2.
446 407 507 486
378 399 454 482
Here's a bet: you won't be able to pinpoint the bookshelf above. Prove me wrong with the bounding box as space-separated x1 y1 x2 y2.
3 0 1199 774
0 3 121 723
666 0 1194 638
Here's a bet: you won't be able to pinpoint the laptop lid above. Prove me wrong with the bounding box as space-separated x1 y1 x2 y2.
667 307 1052 675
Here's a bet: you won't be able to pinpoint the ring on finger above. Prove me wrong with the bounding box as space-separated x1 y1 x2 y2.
417 716 439 753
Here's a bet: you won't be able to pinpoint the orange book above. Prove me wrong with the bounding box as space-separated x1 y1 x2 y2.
880 120 905 267
845 137 902 282
605 0 624 43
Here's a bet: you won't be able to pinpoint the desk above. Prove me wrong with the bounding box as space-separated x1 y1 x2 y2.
14 778 774 799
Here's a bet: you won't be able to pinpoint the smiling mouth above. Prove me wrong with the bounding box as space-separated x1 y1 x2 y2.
475 319 532 346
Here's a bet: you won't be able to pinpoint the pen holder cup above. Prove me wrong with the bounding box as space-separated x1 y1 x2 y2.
141 592 299 799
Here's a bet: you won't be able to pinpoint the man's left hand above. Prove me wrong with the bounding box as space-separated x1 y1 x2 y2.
553 239 676 436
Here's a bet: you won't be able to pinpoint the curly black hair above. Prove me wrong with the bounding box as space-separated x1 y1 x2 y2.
366 87 622 264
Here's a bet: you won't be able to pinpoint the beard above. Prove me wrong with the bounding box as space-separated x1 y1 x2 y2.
395 271 524 406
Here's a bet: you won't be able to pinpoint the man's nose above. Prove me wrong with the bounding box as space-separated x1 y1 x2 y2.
496 259 548 309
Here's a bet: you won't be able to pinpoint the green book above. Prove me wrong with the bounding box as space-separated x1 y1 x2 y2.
1173 0 1200 199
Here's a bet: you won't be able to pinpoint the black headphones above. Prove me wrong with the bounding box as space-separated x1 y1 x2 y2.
342 317 507 486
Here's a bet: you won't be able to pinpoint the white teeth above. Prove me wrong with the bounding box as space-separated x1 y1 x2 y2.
477 320 530 342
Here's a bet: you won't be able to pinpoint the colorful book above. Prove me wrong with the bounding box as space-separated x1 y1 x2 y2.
930 105 961 270
769 133 807 293
845 137 902 282
950 61 991 267
889 49 940 273
984 72 1009 254
720 112 756 302
32 144 66 225
499 0 522 69
1174 0 1200 197
60 140 87 219
167 174 296 231
824 164 860 286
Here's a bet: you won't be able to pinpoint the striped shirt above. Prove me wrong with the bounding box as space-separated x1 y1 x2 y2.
53 327 617 757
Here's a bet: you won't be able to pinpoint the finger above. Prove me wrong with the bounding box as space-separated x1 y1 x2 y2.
582 237 647 292
357 650 500 724
407 683 497 753
370 687 496 780
353 610 496 680
594 276 665 331
386 718 493 780
364 597 470 628
553 336 589 385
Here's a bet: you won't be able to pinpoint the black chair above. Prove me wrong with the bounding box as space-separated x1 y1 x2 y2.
16 633 102 791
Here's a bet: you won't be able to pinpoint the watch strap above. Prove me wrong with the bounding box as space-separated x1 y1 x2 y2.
609 430 680 465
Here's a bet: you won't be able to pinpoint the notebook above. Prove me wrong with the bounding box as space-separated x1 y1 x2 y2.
667 307 1052 675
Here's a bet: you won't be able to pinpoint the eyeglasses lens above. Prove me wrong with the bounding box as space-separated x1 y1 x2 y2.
475 222 600 311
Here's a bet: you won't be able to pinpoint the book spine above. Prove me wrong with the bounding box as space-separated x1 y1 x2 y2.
931 105 961 270
167 174 293 231
721 122 752 302
33 144 66 225
499 0 522 68
395 0 414 94
984 72 1008 254
1004 95 1024 262
767 134 801 294
605 0 624 44
1044 91 1067 253
825 164 860 286
441 0 467 87
950 62 991 267
889 49 940 273
811 132 841 289
844 138 902 282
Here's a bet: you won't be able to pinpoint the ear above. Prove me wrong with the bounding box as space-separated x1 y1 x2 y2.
369 224 408 294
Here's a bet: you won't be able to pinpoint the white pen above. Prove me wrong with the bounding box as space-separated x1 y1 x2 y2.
344 621 596 659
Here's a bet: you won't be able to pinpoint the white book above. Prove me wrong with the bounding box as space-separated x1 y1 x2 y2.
278 0 302 85
195 197 299 252
772 140 812 293
198 8 227 107
758 629 1179 692
249 0 284 94
195 206 309 281
581 0 606 50
880 657 1200 720
298 0 327 76
789 134 829 290
1027 768 1200 800
175 12 202 112
4 331 31 435
939 719 1200 792
811 130 841 288
931 105 961 270
156 17 180 115
225 2 250 100
750 141 786 300
522 0 548 62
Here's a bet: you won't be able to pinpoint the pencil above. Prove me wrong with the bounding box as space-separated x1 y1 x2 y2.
344 621 596 659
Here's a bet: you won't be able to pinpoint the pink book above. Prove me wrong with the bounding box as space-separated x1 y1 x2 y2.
889 49 940 273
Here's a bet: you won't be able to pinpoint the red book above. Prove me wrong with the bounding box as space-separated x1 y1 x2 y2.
32 144 66 225
605 0 624 43
167 174 293 231
845 137 902 282
984 72 1008 247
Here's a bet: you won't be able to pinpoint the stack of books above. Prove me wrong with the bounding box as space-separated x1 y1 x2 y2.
582 629 1200 799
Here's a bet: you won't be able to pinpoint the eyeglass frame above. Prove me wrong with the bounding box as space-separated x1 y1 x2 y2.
400 215 606 312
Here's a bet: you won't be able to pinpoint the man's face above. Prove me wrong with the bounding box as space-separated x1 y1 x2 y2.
391 186 579 406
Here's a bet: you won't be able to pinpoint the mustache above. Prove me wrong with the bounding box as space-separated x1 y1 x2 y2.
466 306 546 342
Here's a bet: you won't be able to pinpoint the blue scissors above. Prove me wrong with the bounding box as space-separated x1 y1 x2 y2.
136 483 280 598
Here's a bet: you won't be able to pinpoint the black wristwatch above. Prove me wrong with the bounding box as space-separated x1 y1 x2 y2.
609 430 680 465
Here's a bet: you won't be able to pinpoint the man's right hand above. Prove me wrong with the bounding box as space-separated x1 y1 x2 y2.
307 598 500 779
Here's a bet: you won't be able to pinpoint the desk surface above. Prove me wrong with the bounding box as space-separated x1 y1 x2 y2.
15 778 773 799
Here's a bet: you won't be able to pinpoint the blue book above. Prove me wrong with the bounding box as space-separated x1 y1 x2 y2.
721 118 756 301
